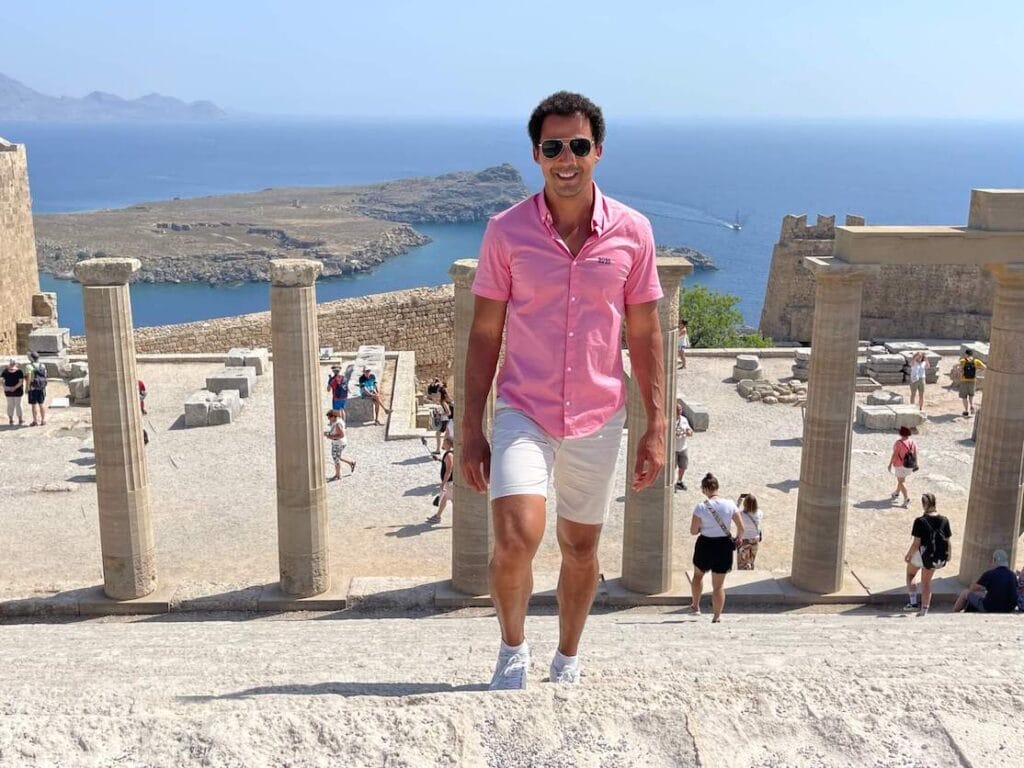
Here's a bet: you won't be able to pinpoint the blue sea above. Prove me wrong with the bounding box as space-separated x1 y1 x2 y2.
4 119 1024 335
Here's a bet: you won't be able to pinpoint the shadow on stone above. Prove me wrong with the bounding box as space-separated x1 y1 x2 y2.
168 414 188 431
402 484 437 497
178 680 488 702
770 437 803 447
766 479 799 493
384 522 446 538
852 498 899 510
392 455 434 466
66 473 96 484
69 456 96 467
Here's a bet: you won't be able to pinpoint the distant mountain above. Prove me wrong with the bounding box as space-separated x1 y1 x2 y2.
0 73 226 121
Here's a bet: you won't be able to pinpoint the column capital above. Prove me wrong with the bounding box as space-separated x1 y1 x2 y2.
986 262 1024 285
656 256 694 284
449 259 479 288
804 256 880 284
270 259 322 287
74 258 141 286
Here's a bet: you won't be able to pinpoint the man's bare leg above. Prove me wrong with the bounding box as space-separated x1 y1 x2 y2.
490 494 547 646
555 516 602 657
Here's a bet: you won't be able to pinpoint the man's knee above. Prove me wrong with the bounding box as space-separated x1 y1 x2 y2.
557 522 601 565
492 497 545 562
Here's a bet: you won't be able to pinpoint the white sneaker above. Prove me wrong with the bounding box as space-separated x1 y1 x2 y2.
549 661 581 685
490 650 530 691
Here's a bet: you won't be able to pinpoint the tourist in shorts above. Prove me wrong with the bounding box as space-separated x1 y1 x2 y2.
26 351 48 426
358 367 390 425
323 409 355 480
327 365 348 413
677 319 689 369
957 348 985 417
427 436 454 525
689 473 744 622
674 398 693 491
887 426 918 506
2 358 26 426
954 549 1018 613
461 91 666 690
904 493 952 616
434 386 453 455
735 493 763 570
907 351 929 411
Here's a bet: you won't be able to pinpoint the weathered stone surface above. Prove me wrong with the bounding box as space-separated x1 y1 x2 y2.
732 364 764 381
883 341 928 354
270 259 322 288
794 348 812 362
857 404 896 430
68 376 90 405
225 348 247 367
870 372 906 385
855 377 881 393
737 380 756 398
891 404 926 429
31 292 58 322
683 401 710 432
208 390 242 425
867 390 904 406
27 327 69 354
790 366 810 382
763 395 778 405
69 361 88 379
866 354 905 371
0 143 42 356
205 366 257 398
959 342 989 363
36 352 68 378
734 354 760 371
73 258 141 286
184 390 214 427
243 347 269 376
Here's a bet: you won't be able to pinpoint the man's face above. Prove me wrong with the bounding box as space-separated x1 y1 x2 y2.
533 112 602 201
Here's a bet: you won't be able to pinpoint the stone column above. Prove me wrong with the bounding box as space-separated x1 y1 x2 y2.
449 259 493 595
960 263 1024 581
74 258 155 600
270 259 329 597
791 258 876 593
622 256 693 593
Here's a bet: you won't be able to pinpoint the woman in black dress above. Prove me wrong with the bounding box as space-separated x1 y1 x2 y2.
904 492 953 616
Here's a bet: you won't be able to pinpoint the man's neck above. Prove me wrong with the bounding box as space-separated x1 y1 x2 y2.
543 185 595 232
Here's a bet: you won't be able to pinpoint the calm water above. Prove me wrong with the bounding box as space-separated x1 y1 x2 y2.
7 119 1024 334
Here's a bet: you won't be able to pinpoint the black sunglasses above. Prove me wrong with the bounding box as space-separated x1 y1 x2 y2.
538 138 593 159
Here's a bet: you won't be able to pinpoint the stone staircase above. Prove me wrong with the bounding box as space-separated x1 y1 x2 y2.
2 610 1021 766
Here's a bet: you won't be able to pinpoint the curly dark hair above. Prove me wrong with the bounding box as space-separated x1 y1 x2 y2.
528 91 606 146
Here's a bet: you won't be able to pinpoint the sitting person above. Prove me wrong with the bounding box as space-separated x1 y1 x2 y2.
358 366 391 425
953 549 1018 613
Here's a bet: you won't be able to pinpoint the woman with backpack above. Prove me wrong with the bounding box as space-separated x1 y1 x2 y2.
904 493 952 616
735 493 763 570
887 426 918 507
27 351 48 426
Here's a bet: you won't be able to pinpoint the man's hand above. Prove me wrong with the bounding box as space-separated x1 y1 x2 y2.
631 420 666 492
460 426 492 493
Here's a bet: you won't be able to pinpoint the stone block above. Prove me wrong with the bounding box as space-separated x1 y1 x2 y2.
793 348 812 362
225 348 247 367
867 390 904 406
31 292 58 322
732 364 763 381
857 405 896 430
869 372 906 385
891 404 925 430
867 353 905 370
883 341 927 354
68 376 90 405
27 327 70 355
734 354 760 371
683 401 709 432
184 390 214 427
243 347 269 376
208 390 242 425
855 377 881 393
70 361 88 379
37 353 69 378
205 366 257 398
960 342 989 364
868 345 887 355
737 380 755 398
791 366 809 382
972 407 981 441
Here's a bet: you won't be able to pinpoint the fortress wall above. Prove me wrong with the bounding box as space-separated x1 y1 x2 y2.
758 214 994 343
70 284 457 379
0 140 42 354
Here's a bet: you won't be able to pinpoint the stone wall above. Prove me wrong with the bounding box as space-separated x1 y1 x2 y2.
0 139 41 355
759 214 994 343
70 284 457 379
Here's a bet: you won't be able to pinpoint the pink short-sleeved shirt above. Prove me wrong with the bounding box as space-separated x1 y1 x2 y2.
472 184 663 438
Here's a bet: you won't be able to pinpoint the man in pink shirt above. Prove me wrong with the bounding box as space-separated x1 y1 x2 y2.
461 91 667 690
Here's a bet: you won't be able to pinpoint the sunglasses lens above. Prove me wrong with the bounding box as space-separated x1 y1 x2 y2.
540 139 564 159
569 138 592 157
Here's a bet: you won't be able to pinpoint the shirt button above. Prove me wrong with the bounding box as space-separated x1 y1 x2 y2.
571 297 577 302
569 332 574 337
565 401 571 406
566 367 572 372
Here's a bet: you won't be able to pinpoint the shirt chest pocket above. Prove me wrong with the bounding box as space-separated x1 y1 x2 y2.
578 254 630 299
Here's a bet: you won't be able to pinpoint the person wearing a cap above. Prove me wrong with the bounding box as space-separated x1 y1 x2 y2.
326 365 348 415
2 358 26 426
358 366 390 425
953 549 1019 613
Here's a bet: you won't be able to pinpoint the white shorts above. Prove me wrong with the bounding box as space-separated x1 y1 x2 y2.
489 402 626 526
894 466 913 480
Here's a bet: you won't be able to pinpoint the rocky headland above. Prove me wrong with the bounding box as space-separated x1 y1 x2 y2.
34 165 530 284
657 244 716 270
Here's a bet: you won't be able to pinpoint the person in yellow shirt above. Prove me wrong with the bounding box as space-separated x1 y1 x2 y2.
957 349 986 417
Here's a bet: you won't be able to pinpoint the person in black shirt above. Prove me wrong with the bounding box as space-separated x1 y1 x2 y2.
903 493 952 616
954 549 1018 613
2 358 26 426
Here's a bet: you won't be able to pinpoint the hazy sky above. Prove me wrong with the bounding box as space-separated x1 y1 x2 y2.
3 1 1023 119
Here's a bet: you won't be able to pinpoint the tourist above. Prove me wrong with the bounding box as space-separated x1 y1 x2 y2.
461 91 666 689
957 348 986 417
433 387 453 454
138 379 147 415
903 493 952 616
674 398 693 491
358 366 390 425
689 473 744 622
26 351 48 426
887 425 918 506
735 493 763 570
426 376 443 401
2 358 26 426
678 319 690 369
327 365 348 413
953 549 1018 613
907 351 929 411
427 435 454 525
323 409 355 479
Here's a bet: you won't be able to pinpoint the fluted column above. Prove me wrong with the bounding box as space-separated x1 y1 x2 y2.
449 259 493 595
792 258 877 593
270 259 329 597
622 256 693 593
960 263 1024 582
74 258 155 600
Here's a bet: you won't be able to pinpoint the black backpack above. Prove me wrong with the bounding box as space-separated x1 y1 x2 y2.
924 516 949 566
963 359 977 379
30 363 47 391
902 441 918 471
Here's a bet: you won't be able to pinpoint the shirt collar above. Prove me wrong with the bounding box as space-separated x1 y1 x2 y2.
535 182 607 235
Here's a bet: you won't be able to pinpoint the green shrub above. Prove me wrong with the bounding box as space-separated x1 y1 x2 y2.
679 285 772 348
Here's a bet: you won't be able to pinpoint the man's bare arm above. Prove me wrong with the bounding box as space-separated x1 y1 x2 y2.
624 299 666 491
459 296 507 492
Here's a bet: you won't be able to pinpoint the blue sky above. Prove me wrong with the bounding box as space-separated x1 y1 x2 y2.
3 1 1023 119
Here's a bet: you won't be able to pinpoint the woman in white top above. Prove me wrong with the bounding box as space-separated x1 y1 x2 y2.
735 493 763 570
908 351 929 411
690 472 745 623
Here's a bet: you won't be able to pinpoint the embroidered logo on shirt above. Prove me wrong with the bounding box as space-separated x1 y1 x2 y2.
595 257 612 265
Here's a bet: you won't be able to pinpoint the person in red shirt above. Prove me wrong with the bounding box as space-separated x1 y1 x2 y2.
462 91 665 690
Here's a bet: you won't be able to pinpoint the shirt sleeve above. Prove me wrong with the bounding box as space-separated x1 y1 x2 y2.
942 519 953 538
623 216 664 305
911 517 927 539
471 218 512 302
978 570 993 590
